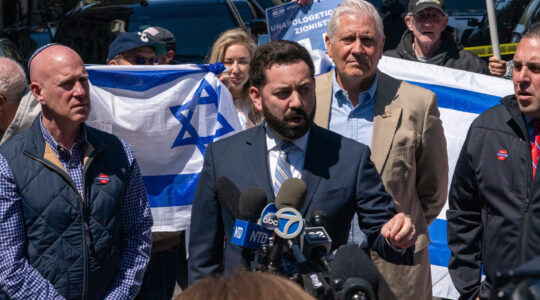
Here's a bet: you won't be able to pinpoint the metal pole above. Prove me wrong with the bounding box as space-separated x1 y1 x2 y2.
486 0 500 58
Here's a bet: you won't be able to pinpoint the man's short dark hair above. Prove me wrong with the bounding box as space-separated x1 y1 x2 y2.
249 40 314 89
522 21 540 40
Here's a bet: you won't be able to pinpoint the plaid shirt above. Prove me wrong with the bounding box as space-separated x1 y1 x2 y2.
0 119 153 299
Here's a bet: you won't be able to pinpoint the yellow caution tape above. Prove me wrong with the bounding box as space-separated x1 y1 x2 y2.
464 43 519 58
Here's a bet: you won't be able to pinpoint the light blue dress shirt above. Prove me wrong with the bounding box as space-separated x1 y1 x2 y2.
328 71 378 148
328 70 379 248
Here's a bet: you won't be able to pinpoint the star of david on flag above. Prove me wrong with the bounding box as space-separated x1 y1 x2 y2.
170 78 234 154
85 64 242 233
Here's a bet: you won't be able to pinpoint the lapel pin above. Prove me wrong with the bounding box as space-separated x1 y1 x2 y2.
497 149 508 161
383 111 391 118
97 173 110 184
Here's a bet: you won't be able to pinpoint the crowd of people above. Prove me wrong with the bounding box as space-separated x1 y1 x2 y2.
0 0 538 299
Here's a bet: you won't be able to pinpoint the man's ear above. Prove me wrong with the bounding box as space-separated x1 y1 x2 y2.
405 15 414 31
249 86 263 112
324 34 333 59
30 82 45 105
0 94 5 107
108 59 117 65
166 50 175 62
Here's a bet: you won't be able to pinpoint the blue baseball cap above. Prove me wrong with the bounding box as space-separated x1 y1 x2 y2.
107 31 166 62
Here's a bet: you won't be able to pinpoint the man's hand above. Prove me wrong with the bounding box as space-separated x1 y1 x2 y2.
488 56 507 77
381 213 416 250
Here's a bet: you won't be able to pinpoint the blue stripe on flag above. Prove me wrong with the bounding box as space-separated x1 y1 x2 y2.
408 81 502 114
142 173 201 207
87 69 206 92
429 218 450 267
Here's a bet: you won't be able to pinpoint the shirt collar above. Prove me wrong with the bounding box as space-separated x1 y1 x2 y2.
264 123 309 153
39 115 88 154
332 70 379 107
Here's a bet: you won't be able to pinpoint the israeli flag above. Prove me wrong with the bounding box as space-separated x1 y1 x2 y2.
378 56 513 299
85 64 242 232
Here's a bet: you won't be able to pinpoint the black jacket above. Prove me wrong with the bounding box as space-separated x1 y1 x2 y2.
384 27 489 75
447 95 540 300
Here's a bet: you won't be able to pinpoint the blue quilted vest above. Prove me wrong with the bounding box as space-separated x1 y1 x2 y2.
0 117 129 299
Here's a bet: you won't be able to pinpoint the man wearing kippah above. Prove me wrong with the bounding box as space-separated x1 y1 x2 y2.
0 44 153 299
107 31 166 65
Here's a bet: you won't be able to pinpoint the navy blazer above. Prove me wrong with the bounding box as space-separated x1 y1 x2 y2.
188 124 413 283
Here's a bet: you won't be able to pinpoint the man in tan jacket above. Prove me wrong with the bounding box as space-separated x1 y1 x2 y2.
0 57 40 145
313 1 448 299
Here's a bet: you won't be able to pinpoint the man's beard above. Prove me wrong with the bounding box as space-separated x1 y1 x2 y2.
262 100 315 140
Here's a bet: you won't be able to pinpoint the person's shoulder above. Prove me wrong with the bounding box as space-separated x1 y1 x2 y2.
379 72 434 98
315 70 333 81
383 49 400 58
85 124 121 143
210 125 262 148
471 96 513 127
311 125 370 152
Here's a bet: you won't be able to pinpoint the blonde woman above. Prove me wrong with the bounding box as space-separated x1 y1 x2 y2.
208 29 263 129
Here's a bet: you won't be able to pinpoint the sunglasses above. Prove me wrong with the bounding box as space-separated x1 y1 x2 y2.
122 55 159 65
412 12 445 23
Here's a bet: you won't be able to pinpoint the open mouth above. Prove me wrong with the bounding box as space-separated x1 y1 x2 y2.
517 90 533 101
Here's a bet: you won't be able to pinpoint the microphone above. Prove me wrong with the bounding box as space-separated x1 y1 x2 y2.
238 187 267 222
275 178 307 210
231 219 270 249
270 179 308 273
215 176 240 219
309 209 328 228
230 187 270 250
330 245 379 300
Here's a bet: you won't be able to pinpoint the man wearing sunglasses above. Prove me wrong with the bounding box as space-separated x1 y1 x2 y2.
385 0 488 75
107 31 166 66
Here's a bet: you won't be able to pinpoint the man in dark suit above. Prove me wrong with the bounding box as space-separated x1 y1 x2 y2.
188 40 416 284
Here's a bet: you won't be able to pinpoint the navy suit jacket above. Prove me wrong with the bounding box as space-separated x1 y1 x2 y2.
188 124 413 283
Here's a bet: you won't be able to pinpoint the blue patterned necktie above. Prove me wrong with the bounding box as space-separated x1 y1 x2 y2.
273 142 295 195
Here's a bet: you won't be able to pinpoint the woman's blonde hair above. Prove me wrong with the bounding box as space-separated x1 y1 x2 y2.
177 270 316 300
207 28 262 128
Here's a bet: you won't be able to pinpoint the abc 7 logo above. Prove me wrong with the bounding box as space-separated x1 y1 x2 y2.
274 207 304 239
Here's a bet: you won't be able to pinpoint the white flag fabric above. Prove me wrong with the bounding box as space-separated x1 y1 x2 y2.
85 64 242 233
378 56 513 299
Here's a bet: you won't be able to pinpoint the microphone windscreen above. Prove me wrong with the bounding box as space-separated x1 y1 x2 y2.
275 178 307 210
215 176 240 219
238 187 268 220
330 245 379 295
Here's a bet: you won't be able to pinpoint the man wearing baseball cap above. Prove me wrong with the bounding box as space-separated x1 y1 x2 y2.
385 0 488 74
143 26 177 65
107 31 166 65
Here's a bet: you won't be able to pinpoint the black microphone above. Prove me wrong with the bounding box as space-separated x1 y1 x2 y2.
310 210 328 228
330 245 379 300
215 176 240 219
238 187 268 222
275 178 307 210
230 187 269 268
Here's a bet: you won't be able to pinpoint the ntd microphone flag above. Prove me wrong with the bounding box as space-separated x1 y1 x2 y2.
231 219 270 249
85 64 242 232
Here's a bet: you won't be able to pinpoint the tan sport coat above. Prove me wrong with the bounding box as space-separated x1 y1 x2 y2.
314 70 448 253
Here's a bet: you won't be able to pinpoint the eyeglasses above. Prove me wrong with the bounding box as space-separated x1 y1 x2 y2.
412 12 445 23
122 55 159 65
